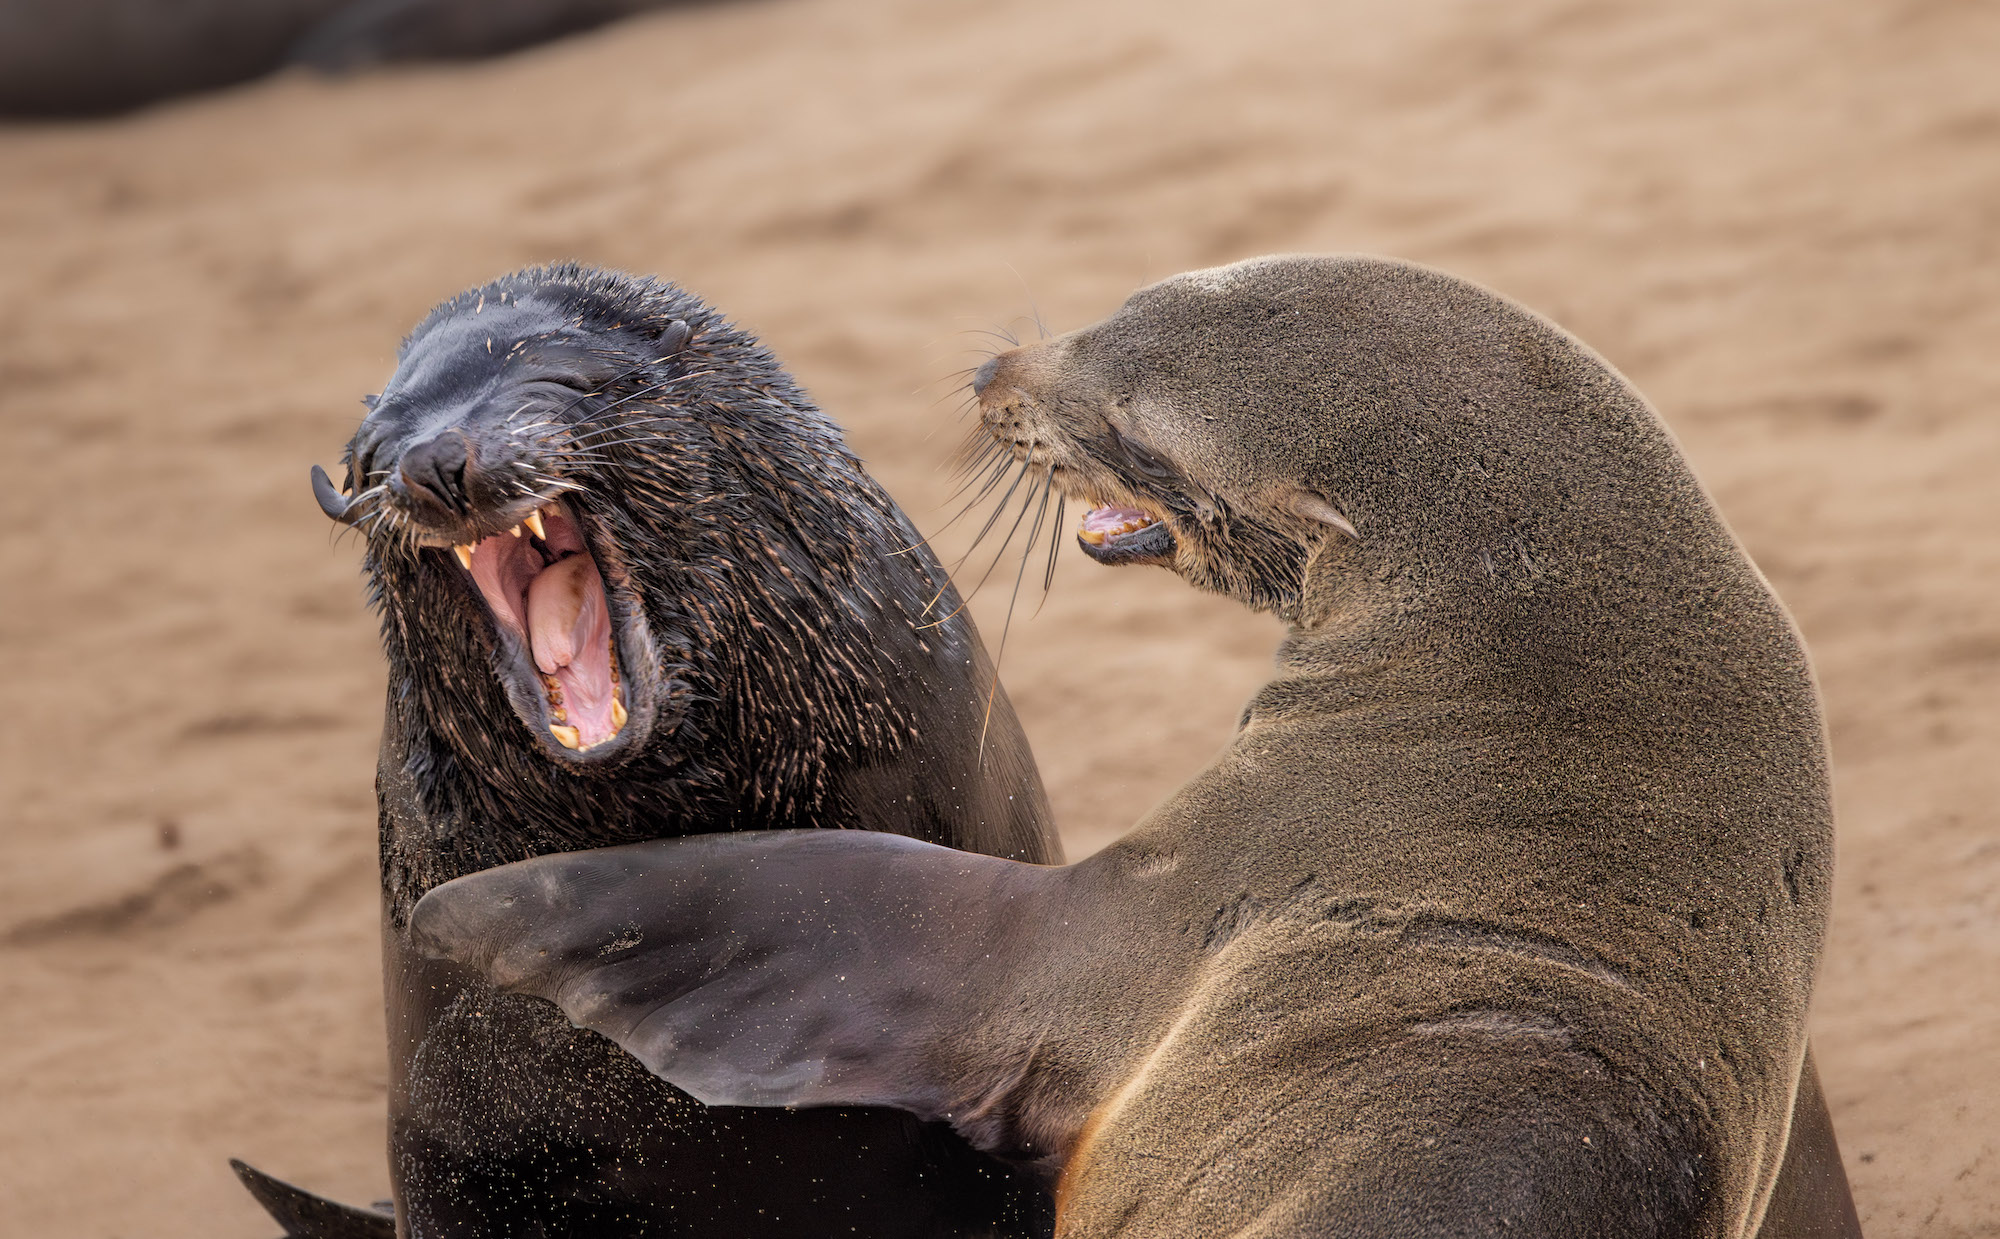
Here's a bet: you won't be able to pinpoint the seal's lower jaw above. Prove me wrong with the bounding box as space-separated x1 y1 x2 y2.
1078 505 1175 566
452 501 650 760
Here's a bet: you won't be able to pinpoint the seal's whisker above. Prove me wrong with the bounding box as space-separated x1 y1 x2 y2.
944 438 1007 488
570 421 695 449
942 458 1010 512
1003 264 1051 344
564 369 717 427
571 407 685 434
890 451 1016 559
1034 493 1065 615
977 466 1056 755
937 462 1047 621
915 366 983 399
962 327 1021 349
952 458 1034 573
921 382 984 429
938 392 987 429
919 457 1030 615
544 355 679 421
931 452 1010 530
555 417 705 459
553 437 667 459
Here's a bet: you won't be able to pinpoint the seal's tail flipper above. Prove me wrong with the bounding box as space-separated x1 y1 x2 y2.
228 1160 394 1239
409 830 1062 1153
1752 1049 1866 1239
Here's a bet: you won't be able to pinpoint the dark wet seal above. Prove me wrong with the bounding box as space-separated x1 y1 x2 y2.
236 263 1061 1238
416 256 1862 1239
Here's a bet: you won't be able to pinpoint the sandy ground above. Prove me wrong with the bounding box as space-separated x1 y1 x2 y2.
0 0 1995 1234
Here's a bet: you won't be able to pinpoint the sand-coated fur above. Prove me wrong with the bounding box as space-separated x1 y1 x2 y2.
245 265 1062 1238
413 256 1861 1238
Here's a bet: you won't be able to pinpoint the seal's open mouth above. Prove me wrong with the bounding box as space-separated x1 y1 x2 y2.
451 503 628 752
1078 505 1175 565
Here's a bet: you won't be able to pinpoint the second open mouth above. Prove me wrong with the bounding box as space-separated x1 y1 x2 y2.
1077 505 1175 564
451 503 629 753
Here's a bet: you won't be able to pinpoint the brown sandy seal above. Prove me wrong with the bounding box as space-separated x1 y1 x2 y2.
235 263 1061 1238
411 256 1862 1237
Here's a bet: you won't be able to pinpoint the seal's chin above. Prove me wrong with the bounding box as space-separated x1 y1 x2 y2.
1078 505 1175 566
453 503 633 755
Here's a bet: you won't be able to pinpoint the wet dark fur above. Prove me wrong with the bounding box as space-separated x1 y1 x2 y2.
358 268 1052 918
244 265 1061 1238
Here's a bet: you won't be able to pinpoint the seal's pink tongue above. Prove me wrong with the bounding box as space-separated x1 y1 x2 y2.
527 553 617 747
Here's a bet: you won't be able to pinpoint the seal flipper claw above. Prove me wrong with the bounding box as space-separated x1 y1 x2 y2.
229 1160 394 1239
411 831 1085 1158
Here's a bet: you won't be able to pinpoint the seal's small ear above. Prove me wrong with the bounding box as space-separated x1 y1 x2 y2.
653 319 693 358
1280 487 1358 539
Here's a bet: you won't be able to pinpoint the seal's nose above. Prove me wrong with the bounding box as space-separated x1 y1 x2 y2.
971 355 1003 398
399 432 472 517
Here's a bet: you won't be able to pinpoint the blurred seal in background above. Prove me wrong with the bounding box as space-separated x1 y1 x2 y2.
0 0 708 117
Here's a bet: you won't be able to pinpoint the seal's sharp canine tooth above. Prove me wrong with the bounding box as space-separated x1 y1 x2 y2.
524 510 547 540
612 698 629 728
453 545 475 570
549 724 582 749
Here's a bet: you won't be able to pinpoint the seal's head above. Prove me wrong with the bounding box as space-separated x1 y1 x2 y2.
971 254 1699 629
318 264 926 785
318 268 699 764
971 256 1372 620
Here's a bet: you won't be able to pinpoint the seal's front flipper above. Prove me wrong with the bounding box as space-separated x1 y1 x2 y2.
229 1160 394 1239
409 830 1082 1160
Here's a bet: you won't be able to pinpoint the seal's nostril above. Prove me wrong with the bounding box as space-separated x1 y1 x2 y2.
400 433 472 515
972 356 1002 398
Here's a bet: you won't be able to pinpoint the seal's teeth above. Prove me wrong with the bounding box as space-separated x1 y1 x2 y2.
509 524 522 538
549 724 582 749
453 545 475 570
612 698 629 728
524 510 547 540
